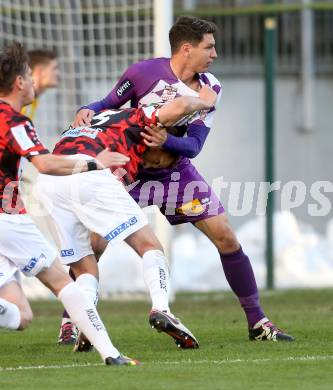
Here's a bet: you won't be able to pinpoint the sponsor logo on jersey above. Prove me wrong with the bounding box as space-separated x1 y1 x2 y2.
22 253 46 273
61 249 75 257
116 79 133 97
61 127 100 139
161 85 178 102
104 216 138 241
175 199 206 215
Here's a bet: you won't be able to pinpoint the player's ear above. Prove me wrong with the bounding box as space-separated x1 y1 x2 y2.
181 43 192 58
16 75 25 91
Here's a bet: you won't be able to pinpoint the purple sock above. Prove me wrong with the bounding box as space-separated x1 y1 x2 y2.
220 247 266 328
62 268 76 320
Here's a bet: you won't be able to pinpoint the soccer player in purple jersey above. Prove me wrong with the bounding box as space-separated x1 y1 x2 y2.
71 16 294 343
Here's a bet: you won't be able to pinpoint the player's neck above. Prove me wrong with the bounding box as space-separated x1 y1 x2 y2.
170 58 196 86
0 95 23 113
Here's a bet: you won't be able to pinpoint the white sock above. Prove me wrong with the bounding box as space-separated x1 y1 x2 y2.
76 273 99 306
142 249 170 313
58 282 120 360
0 298 21 330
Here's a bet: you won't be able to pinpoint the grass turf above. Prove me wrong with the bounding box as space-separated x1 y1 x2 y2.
1 289 333 390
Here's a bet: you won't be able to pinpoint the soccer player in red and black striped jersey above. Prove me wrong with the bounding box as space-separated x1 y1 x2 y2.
41 84 217 350
54 84 216 185
0 41 143 366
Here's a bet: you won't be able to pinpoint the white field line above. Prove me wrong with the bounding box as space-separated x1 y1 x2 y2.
1 355 333 372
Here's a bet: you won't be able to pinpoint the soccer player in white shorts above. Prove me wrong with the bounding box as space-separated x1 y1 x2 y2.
0 42 140 365
37 84 218 350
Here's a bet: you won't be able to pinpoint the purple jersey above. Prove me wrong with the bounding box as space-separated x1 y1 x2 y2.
82 58 224 224
82 57 222 158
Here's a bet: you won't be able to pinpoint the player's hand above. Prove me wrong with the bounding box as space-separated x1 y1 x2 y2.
140 124 167 147
72 109 95 127
95 150 130 169
199 85 217 108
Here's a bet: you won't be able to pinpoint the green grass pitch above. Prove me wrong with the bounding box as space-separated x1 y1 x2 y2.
1 289 333 390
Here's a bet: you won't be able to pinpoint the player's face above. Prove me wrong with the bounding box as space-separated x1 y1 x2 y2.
42 59 60 88
188 33 217 72
21 66 35 106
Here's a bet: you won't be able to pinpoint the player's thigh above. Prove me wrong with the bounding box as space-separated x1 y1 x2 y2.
0 214 57 278
73 170 148 246
125 225 163 256
37 172 94 265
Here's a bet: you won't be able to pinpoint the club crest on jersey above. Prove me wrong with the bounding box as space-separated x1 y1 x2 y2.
161 85 178 102
116 79 133 97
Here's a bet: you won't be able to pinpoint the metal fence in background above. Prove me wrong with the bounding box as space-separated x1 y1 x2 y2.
175 0 333 76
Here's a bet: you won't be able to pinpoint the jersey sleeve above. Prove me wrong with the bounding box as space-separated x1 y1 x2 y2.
81 63 139 112
9 119 49 159
163 123 210 158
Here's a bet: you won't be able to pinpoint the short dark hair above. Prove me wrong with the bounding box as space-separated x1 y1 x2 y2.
28 48 57 70
0 42 29 95
169 16 217 54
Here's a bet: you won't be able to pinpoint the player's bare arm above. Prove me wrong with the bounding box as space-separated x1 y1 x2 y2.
157 85 217 127
30 150 129 175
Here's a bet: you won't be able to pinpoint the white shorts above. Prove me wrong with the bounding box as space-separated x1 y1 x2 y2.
0 214 57 286
37 165 148 265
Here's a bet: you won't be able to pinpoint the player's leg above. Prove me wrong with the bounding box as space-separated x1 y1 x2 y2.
141 160 293 341
68 255 100 352
36 257 139 364
36 172 100 345
90 232 108 261
59 235 105 343
0 278 33 330
124 225 198 349
194 213 294 341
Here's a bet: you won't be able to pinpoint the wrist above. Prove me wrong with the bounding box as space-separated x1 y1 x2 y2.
86 160 99 171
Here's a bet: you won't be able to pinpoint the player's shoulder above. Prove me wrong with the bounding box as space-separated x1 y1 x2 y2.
129 57 171 75
0 102 32 128
199 72 221 88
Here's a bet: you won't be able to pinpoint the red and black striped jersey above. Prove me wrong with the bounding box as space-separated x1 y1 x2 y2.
53 106 159 183
0 101 49 214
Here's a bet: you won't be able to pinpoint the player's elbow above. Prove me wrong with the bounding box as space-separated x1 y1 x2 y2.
184 143 202 159
186 148 200 159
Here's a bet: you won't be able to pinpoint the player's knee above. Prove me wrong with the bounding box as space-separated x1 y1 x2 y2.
18 308 33 330
142 239 163 254
214 224 239 253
